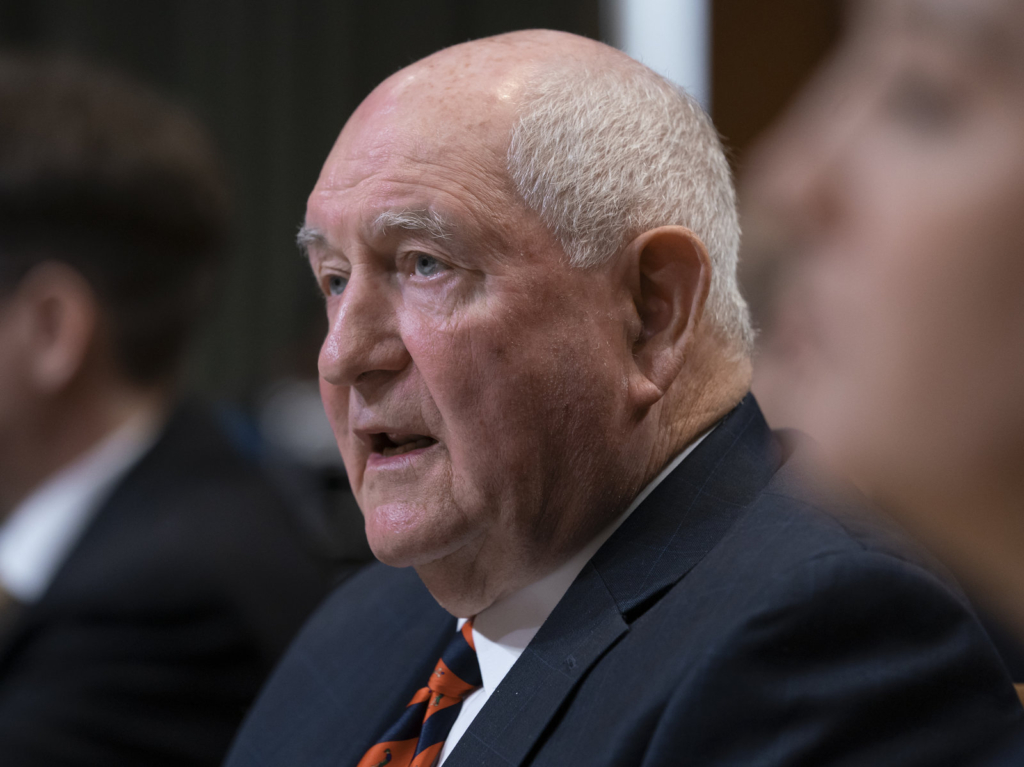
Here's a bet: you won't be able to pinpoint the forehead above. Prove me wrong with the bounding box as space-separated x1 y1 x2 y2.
855 0 1024 61
307 63 526 242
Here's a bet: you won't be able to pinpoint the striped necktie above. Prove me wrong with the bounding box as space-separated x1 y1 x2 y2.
357 621 482 767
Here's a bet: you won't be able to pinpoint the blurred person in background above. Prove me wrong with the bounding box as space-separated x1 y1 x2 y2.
742 0 1024 760
0 55 347 766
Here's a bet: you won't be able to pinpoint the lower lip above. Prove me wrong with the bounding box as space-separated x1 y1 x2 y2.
365 442 440 470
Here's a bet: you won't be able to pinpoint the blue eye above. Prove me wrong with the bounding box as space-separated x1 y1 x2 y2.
327 275 347 296
414 254 447 277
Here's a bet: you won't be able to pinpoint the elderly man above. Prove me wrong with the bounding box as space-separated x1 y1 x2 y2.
0 57 342 765
225 31 1021 767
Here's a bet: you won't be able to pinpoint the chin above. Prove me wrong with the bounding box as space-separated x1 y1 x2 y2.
363 500 471 568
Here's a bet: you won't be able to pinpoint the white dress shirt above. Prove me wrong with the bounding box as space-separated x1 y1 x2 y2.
0 410 162 603
439 428 713 764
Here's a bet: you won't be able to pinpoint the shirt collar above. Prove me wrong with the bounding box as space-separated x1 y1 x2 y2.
0 408 163 603
461 426 715 695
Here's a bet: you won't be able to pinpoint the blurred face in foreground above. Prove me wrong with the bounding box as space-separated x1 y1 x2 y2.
755 0 1024 621
302 37 670 616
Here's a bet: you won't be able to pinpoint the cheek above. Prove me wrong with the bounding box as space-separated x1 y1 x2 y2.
411 306 623 485
806 151 1024 482
318 378 361 482
873 165 1024 386
864 122 1024 334
317 377 348 434
410 317 531 461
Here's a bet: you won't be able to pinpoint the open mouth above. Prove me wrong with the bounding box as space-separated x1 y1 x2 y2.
371 433 438 458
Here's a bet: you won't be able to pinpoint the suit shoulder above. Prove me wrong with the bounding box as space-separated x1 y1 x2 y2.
250 562 436 675
633 443 1024 764
223 563 452 767
643 541 1023 766
47 404 340 657
724 430 957 590
652 431 987 659
128 404 291 522
101 404 322 564
297 562 435 645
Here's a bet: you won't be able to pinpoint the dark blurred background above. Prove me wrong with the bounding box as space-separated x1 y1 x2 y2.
0 0 840 430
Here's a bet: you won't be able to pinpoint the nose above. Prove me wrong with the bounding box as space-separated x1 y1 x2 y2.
318 269 411 390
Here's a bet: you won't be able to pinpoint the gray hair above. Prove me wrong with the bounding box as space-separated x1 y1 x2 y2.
507 62 753 353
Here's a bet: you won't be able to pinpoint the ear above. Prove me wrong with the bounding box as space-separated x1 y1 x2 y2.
17 262 100 394
623 226 711 409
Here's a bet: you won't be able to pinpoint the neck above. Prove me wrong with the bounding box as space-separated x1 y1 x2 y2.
645 338 752 487
0 379 168 520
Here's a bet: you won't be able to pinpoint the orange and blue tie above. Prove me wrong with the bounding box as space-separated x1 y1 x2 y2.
356 621 482 767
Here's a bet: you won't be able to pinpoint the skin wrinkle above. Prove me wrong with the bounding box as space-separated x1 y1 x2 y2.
308 30 749 617
308 177 520 270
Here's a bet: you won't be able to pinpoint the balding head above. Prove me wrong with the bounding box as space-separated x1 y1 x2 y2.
332 30 752 355
314 31 622 241
356 29 626 135
304 31 751 615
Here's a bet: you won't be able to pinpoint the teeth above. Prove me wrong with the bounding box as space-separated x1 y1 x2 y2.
380 437 435 458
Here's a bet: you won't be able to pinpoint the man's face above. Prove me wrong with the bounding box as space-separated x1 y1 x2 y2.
756 0 1024 521
304 69 644 602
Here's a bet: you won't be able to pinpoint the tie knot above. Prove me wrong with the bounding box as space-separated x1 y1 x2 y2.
427 620 481 700
355 621 483 767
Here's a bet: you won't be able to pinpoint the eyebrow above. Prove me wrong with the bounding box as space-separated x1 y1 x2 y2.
372 208 455 241
295 208 456 261
296 224 326 260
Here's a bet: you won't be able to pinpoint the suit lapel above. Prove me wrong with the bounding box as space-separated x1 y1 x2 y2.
449 562 626 766
448 395 781 767
592 394 781 617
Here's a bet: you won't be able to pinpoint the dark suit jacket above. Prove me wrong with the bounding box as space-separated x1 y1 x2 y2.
0 403 354 766
224 396 1023 766
978 729 1024 766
